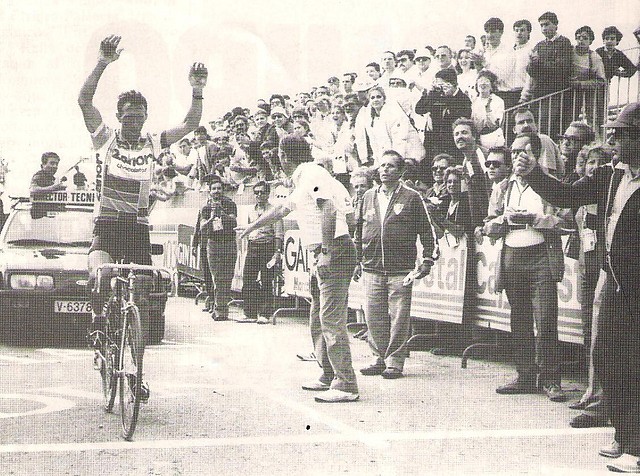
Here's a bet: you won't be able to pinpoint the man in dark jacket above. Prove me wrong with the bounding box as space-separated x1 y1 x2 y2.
416 68 472 162
519 12 573 139
513 102 640 473
193 174 238 320
354 150 439 379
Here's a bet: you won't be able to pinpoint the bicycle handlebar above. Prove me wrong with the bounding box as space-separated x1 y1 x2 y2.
95 263 175 291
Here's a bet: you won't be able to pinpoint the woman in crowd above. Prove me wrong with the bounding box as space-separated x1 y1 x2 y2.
571 26 607 126
366 85 425 165
456 48 479 99
435 166 473 244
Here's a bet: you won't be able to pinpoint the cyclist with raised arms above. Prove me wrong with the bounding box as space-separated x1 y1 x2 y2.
79 35 208 400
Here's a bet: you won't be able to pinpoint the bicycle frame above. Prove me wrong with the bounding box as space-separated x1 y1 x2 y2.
93 262 171 440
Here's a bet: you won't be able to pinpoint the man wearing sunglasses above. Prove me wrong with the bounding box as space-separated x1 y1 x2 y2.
513 102 640 473
482 132 571 403
558 121 595 183
238 181 283 324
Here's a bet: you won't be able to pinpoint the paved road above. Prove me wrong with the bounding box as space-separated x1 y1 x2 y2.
0 297 616 475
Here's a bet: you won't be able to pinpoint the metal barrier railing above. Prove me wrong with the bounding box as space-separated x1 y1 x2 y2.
502 46 639 142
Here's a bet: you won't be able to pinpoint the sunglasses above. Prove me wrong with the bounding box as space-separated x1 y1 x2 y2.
254 189 268 195
432 165 447 171
485 160 504 168
272 114 285 119
369 95 384 99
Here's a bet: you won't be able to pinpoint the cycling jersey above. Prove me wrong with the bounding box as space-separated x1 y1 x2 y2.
91 122 162 225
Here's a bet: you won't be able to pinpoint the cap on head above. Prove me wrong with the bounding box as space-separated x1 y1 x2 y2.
415 48 433 60
353 77 376 92
604 102 640 130
270 106 289 118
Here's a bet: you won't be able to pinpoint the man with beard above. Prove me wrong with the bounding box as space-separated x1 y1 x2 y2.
451 118 490 227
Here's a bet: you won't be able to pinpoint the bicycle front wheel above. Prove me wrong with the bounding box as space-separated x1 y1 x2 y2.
100 300 119 412
119 304 145 441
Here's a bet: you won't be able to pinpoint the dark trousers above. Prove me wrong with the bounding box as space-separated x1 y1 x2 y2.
206 240 237 318
242 240 276 318
503 243 561 386
593 273 640 456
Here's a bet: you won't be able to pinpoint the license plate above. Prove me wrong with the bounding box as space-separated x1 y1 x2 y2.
54 300 92 314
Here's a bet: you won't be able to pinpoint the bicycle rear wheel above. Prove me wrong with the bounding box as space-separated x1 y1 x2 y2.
119 304 145 440
99 300 118 412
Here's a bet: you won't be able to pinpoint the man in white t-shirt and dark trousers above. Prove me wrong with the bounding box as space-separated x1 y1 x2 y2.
238 135 359 403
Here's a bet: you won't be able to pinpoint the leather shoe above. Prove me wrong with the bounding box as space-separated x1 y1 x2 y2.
314 389 359 403
381 368 404 379
360 363 385 376
568 400 588 410
543 383 567 402
600 440 623 458
569 413 609 428
301 380 330 391
496 377 538 395
605 454 640 472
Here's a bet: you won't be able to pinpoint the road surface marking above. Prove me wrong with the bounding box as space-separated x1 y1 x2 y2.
257 388 388 449
0 426 612 453
39 386 103 400
0 394 75 419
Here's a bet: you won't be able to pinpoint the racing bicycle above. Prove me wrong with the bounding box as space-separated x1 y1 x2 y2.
92 262 170 441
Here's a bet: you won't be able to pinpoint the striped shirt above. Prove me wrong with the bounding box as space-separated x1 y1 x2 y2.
91 123 161 224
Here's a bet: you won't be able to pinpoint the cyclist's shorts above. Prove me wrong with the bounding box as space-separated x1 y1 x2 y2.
90 219 152 266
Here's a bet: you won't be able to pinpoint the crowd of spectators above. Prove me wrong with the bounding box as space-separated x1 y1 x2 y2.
145 13 640 472
151 14 637 205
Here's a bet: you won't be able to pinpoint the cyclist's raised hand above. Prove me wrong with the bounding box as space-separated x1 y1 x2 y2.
189 63 208 89
99 35 123 63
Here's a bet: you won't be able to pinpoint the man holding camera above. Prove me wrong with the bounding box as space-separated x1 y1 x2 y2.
415 69 471 161
193 174 238 321
481 132 571 402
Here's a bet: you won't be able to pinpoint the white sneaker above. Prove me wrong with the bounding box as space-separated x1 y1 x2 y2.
301 380 330 391
314 389 359 403
601 440 624 458
257 316 270 325
605 453 640 473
